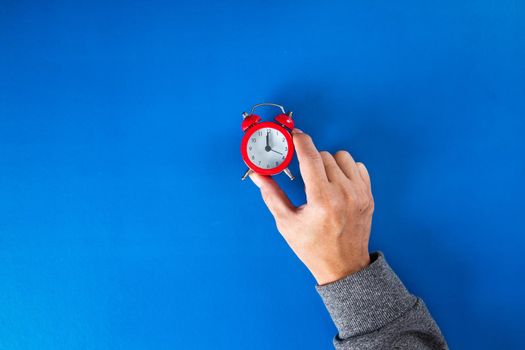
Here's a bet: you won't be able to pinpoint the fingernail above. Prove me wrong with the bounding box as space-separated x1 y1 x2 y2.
292 128 303 134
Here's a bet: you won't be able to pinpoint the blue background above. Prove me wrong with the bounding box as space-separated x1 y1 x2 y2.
1 1 524 349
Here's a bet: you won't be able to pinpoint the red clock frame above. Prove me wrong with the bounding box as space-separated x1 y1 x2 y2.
240 121 295 176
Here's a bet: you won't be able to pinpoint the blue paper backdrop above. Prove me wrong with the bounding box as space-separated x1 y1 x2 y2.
1 1 524 349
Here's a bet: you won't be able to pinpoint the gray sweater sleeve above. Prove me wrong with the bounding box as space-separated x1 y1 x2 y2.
316 252 448 349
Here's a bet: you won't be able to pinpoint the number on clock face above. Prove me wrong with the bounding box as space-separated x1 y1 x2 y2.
246 127 289 169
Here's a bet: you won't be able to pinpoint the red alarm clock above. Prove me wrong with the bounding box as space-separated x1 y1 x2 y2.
240 103 296 181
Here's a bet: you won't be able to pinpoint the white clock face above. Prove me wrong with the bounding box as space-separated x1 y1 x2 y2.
246 127 289 169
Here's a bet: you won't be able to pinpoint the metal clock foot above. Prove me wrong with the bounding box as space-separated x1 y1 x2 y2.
241 168 254 180
283 168 295 180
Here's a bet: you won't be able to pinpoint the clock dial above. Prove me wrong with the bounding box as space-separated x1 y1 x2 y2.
246 127 289 169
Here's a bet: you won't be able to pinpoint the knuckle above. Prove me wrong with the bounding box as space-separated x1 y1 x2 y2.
356 191 374 212
275 215 289 229
275 219 291 236
261 189 271 202
335 150 351 160
323 204 346 232
324 198 339 211
296 132 312 144
368 194 375 211
319 151 334 162
311 192 349 233
320 192 344 212
314 203 329 218
304 149 321 161
262 192 281 214
302 133 313 142
260 190 270 202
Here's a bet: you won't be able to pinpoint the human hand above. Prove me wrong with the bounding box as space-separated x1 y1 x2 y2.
249 129 374 285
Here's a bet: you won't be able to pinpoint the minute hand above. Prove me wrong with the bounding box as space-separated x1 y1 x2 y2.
271 149 283 155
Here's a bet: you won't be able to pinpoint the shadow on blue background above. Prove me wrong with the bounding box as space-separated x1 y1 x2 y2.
1 0 524 349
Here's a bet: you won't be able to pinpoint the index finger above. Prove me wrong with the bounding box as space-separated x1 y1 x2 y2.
292 129 328 195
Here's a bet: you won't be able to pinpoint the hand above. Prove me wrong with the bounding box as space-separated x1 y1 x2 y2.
249 129 374 285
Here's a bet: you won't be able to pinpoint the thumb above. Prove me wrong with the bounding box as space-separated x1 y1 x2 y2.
249 173 296 219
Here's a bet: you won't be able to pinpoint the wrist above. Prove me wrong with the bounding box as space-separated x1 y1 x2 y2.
314 254 371 286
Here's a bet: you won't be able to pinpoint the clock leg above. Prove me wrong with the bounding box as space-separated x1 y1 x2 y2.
283 168 295 180
241 168 254 181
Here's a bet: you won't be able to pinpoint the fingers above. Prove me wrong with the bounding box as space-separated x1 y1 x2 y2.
319 151 346 182
356 162 372 190
292 129 328 195
334 151 360 181
249 173 296 219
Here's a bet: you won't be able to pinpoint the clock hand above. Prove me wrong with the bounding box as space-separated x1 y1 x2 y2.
271 149 283 155
265 130 271 152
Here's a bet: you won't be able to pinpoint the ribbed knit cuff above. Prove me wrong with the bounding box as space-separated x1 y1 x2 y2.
315 252 417 339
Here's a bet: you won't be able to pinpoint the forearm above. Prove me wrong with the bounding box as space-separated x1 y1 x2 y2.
316 252 447 350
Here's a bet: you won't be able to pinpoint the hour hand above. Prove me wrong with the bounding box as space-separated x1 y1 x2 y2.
271 149 283 155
